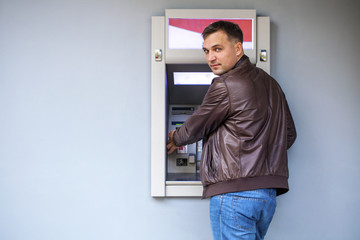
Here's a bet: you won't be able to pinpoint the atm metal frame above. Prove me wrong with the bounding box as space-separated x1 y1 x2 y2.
151 9 270 197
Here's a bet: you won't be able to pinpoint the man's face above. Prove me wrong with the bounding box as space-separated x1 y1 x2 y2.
203 30 243 75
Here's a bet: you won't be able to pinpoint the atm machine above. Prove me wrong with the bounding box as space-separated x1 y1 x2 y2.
151 9 271 197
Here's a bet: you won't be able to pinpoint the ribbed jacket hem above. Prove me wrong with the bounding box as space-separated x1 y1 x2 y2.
202 175 289 199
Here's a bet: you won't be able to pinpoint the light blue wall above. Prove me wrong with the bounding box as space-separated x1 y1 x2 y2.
0 0 359 239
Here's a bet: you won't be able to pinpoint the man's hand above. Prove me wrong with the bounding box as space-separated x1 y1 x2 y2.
166 130 178 154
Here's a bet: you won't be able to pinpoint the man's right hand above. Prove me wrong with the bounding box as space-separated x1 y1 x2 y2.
166 130 178 154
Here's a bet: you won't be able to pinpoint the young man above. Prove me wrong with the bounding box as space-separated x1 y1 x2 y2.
167 21 296 240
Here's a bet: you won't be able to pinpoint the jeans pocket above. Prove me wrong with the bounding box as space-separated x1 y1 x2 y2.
232 196 266 231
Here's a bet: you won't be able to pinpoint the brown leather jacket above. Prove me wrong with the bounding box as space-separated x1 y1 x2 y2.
173 55 297 198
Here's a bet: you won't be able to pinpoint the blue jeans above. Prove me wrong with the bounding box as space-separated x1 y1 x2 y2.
209 189 277 240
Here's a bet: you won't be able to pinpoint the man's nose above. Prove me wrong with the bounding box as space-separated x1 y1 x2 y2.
207 52 216 62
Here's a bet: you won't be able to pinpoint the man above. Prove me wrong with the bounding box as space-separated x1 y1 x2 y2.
167 21 296 240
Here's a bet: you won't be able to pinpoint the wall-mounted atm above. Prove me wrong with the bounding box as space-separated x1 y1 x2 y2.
151 9 271 197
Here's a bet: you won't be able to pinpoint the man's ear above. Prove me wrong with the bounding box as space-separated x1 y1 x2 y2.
235 41 243 57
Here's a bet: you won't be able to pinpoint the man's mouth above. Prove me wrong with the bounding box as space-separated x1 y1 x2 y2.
211 64 220 68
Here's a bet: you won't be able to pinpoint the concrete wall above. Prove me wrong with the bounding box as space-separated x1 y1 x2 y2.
0 0 359 239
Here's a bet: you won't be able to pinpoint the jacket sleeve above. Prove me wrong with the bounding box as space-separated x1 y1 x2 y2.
285 100 297 149
173 78 230 146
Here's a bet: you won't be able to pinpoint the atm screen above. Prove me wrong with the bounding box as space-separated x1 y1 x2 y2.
167 64 213 105
173 72 217 85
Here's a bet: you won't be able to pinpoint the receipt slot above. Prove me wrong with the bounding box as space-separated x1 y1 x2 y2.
151 9 271 197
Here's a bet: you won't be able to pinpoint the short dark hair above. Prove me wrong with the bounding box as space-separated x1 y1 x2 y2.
202 20 243 43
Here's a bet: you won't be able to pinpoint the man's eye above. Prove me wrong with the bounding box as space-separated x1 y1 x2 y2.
203 49 209 54
215 48 222 52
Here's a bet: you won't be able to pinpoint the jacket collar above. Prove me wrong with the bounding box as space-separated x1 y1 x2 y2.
233 54 248 69
218 55 249 78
